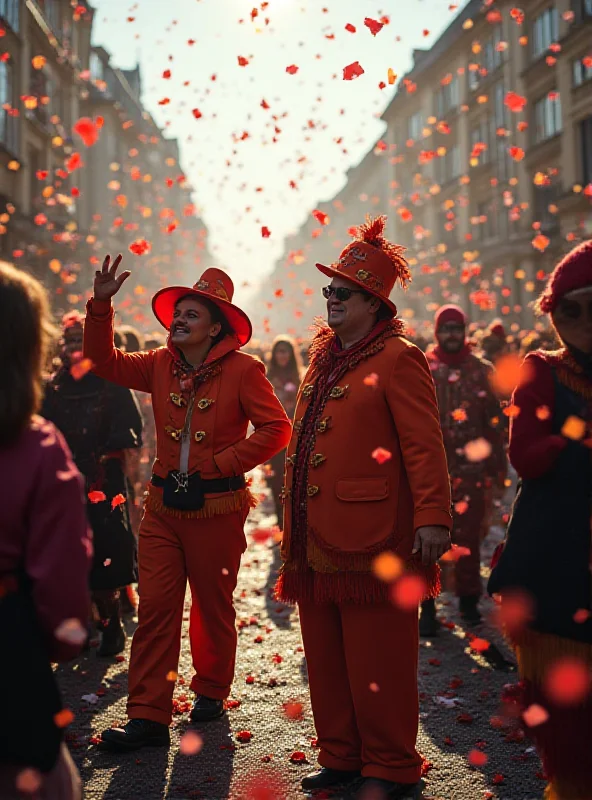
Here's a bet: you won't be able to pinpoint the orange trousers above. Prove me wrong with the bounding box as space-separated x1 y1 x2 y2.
127 506 247 725
298 600 422 784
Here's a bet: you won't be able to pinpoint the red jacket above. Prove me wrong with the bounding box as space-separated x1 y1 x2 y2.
84 298 291 515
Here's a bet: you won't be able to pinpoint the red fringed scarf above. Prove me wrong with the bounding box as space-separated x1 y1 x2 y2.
166 336 229 394
276 319 441 605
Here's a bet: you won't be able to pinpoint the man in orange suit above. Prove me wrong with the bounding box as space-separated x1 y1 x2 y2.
84 256 290 752
277 216 452 800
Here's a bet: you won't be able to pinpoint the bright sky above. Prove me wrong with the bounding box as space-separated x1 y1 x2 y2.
92 0 465 305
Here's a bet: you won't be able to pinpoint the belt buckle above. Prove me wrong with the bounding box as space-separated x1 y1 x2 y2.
173 471 189 493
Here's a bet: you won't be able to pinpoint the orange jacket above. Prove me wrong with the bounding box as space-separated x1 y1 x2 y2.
281 334 452 572
84 298 291 515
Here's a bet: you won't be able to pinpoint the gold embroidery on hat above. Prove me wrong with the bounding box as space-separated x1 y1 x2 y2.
286 455 295 467
294 419 303 433
194 431 206 443
197 398 214 411
355 269 385 293
336 245 368 270
165 425 182 442
307 485 320 497
317 416 332 433
302 384 314 398
213 280 230 301
329 385 349 399
169 392 187 408
197 280 209 290
310 453 326 468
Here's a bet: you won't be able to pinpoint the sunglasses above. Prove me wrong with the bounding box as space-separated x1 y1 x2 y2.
322 285 367 301
556 298 592 322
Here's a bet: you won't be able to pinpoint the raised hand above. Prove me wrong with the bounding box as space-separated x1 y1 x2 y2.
93 254 131 302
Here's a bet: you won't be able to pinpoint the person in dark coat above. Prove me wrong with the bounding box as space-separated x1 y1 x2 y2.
489 240 592 800
42 312 143 657
422 305 506 632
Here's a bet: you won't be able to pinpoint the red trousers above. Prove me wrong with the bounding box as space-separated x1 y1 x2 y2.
450 474 488 598
127 506 247 725
298 600 422 783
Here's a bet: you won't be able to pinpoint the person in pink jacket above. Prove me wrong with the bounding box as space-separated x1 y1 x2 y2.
0 261 92 800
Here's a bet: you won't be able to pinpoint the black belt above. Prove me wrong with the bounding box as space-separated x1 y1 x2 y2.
151 473 246 493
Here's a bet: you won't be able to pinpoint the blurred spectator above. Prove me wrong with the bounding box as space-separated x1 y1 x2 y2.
489 241 592 800
0 262 91 799
42 314 143 657
264 335 304 522
119 324 145 353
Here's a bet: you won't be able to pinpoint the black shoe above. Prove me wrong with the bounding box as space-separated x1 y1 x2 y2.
301 767 361 791
419 599 438 638
355 778 424 799
100 719 170 752
97 615 126 657
190 695 225 723
459 595 482 626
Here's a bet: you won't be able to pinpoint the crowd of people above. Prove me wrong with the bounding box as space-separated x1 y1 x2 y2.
0 219 591 800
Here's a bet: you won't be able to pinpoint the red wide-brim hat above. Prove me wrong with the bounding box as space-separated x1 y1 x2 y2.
315 215 410 317
152 267 252 346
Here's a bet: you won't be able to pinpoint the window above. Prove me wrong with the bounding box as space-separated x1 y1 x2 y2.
435 75 459 117
532 7 558 60
436 144 461 184
573 56 592 87
473 200 498 241
38 0 60 34
483 25 504 74
494 82 506 127
90 52 104 82
0 60 17 153
496 136 510 181
572 0 592 23
471 119 490 164
407 111 422 141
533 180 560 233
534 92 562 143
0 0 19 32
581 116 592 185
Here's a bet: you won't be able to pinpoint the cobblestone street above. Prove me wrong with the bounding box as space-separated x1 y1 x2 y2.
57 473 545 800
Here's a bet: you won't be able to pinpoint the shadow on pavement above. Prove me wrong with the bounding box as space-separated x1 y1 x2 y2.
417 612 543 800
168 716 234 799
264 543 293 631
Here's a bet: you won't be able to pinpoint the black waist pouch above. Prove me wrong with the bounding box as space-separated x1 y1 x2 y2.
162 470 205 511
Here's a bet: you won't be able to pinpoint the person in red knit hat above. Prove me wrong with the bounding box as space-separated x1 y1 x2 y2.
489 239 592 800
277 216 452 799
420 306 506 634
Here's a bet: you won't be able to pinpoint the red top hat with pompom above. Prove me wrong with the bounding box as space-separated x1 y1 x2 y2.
315 215 410 316
152 267 252 346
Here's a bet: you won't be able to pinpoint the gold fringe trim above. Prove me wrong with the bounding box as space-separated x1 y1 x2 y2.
514 628 592 685
145 484 257 520
306 525 394 573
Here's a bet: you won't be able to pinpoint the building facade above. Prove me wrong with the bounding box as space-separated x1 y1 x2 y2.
249 0 592 340
0 0 212 326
